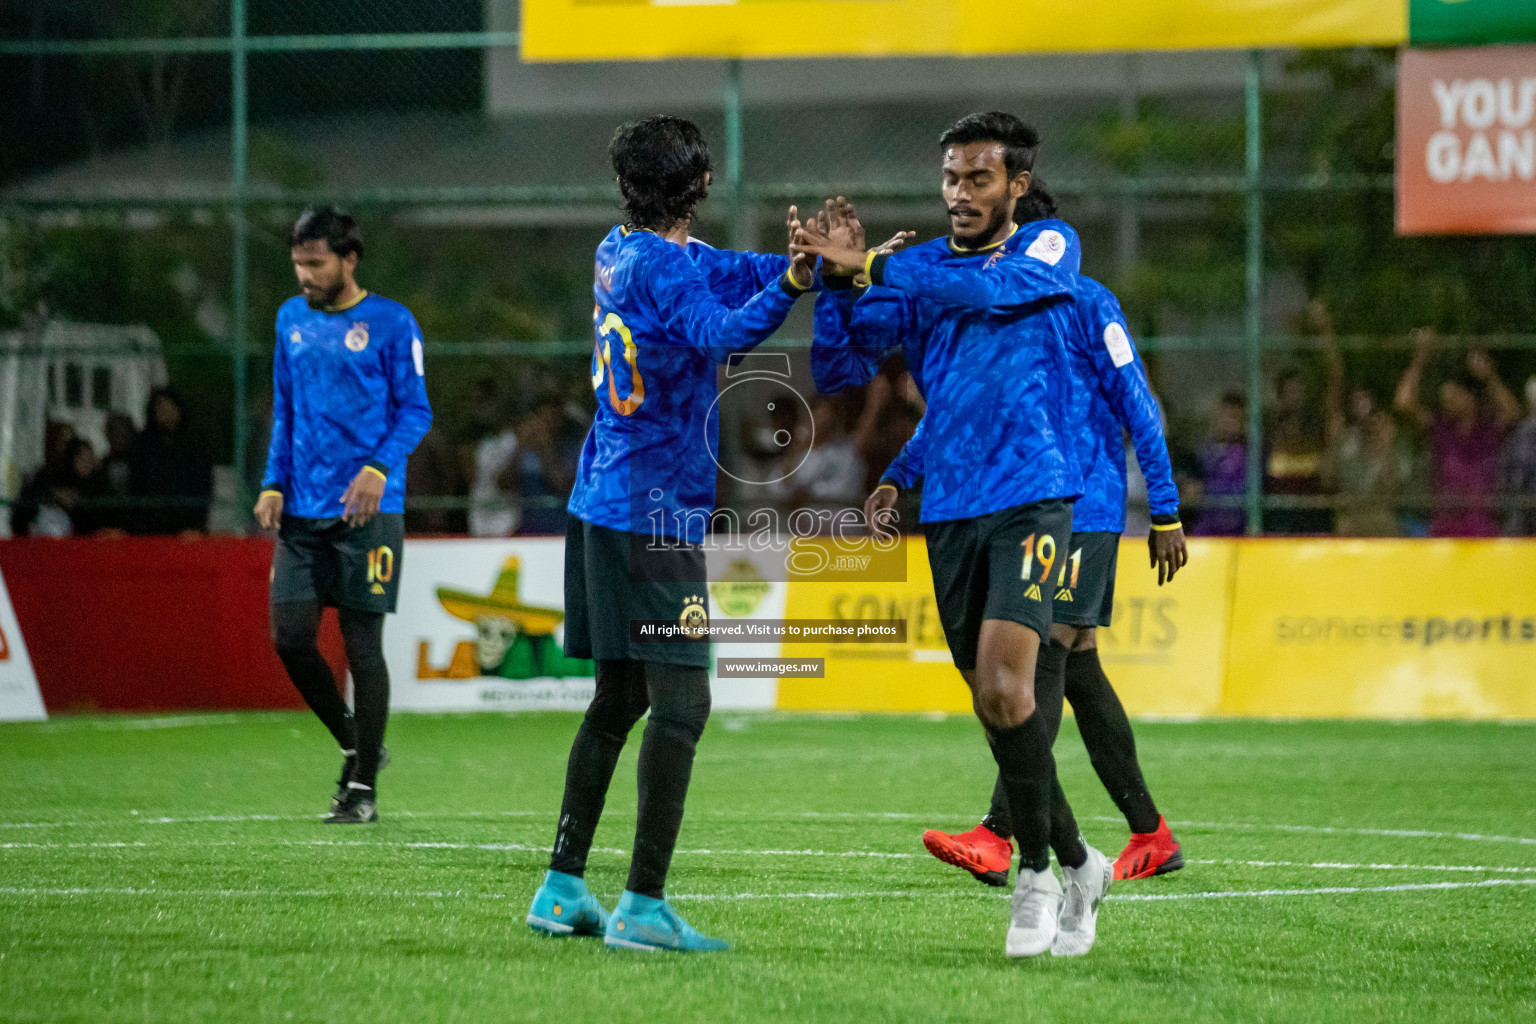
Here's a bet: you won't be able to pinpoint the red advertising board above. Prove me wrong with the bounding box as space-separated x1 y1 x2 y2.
1398 44 1536 235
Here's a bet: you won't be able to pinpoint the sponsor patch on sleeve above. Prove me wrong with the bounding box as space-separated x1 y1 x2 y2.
1103 321 1134 368
1024 229 1068 266
412 337 425 376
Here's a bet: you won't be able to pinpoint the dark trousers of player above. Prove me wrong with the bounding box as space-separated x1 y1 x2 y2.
984 647 1162 841
271 601 390 788
548 658 711 899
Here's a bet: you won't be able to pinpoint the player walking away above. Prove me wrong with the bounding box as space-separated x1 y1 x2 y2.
254 207 432 825
796 113 1111 958
918 185 1188 886
525 115 815 953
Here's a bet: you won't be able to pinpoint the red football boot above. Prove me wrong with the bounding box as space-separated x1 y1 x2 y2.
1113 816 1184 880
921 822 1013 887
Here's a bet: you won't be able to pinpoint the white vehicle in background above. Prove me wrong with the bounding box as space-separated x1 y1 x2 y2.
0 320 167 536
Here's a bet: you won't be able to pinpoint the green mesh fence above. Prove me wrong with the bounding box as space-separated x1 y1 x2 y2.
5 4 1536 536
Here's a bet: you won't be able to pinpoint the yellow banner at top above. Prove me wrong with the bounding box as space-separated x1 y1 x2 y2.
522 0 1406 62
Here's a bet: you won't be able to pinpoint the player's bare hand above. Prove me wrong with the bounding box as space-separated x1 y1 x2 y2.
825 196 866 251
1149 524 1188 586
864 483 900 537
253 490 283 531
340 468 385 527
871 230 915 253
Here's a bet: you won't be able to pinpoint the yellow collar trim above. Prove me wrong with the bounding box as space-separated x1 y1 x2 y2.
948 223 1018 255
325 288 368 313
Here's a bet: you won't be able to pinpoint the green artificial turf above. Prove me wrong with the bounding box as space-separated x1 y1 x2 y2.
2 712 1534 1023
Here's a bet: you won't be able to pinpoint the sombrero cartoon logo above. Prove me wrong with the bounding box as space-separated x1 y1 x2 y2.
416 556 594 681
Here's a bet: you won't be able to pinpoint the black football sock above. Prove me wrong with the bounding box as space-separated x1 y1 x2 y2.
986 711 1056 874
979 642 1068 842
982 775 1013 840
550 659 648 878
1049 778 1088 870
626 661 712 899
1065 648 1161 835
339 607 389 789
272 599 356 751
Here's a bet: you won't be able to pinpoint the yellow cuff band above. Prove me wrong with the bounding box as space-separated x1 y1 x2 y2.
787 264 814 292
259 489 282 498
1150 521 1183 532
863 249 879 281
362 465 387 482
852 272 871 289
875 483 898 494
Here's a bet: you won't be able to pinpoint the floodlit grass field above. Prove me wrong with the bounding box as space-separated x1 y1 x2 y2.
2 711 1534 1023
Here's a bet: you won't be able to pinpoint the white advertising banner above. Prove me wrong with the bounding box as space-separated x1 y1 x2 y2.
383 537 783 713
0 567 46 721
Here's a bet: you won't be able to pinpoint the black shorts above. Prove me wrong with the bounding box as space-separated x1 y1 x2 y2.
1051 531 1119 628
924 499 1074 671
563 517 710 668
270 513 405 614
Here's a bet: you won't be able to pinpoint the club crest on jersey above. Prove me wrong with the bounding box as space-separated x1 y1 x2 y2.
679 594 709 639
344 322 370 352
1024 229 1068 266
289 330 302 345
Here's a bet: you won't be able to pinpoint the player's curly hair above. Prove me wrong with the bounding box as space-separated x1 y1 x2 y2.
1015 179 1057 223
609 115 713 233
939 111 1041 182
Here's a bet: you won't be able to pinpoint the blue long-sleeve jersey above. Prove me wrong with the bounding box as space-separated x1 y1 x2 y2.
262 291 433 518
1056 278 1179 531
843 275 1181 533
814 219 1085 522
567 226 803 543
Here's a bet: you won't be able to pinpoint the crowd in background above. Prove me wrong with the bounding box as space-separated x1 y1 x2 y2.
14 316 1536 540
1184 305 1536 539
14 387 212 538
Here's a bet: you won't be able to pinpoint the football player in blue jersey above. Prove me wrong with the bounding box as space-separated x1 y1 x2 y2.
919 184 1189 889
255 207 433 824
795 113 1110 958
526 115 816 953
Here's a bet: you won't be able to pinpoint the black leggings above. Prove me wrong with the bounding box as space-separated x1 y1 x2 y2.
271 600 390 786
549 658 712 899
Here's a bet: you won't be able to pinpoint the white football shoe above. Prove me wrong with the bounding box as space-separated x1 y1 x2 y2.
1052 843 1112 957
1005 864 1063 957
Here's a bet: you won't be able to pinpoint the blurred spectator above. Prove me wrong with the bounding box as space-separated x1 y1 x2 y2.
1394 331 1520 537
1320 307 1409 536
405 427 464 534
1265 346 1331 534
129 387 213 535
1499 374 1536 536
469 385 520 537
97 412 138 532
14 438 109 537
1194 391 1248 536
776 376 890 519
512 395 578 536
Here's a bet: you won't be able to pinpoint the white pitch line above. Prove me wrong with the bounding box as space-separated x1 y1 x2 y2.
3 877 1535 905
1107 877 1536 902
3 811 1535 849
11 840 1536 875
1190 858 1536 875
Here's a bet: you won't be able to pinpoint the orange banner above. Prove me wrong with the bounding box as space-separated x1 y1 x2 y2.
1398 45 1536 235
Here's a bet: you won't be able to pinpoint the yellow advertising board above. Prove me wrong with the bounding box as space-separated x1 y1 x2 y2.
522 0 1405 62
1223 540 1536 720
777 538 1233 715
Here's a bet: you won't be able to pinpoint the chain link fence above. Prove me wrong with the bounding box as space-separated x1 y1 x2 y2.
5 2 1536 538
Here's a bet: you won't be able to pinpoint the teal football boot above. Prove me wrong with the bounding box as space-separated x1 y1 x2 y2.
603 891 729 952
526 870 608 937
